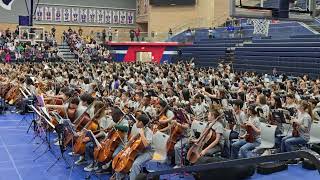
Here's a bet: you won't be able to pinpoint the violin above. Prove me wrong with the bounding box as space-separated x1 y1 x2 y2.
112 130 146 173
187 115 222 164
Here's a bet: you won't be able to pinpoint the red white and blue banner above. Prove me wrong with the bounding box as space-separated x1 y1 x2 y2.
34 5 135 26
97 9 104 24
54 7 62 22
36 7 44 21
72 8 79 22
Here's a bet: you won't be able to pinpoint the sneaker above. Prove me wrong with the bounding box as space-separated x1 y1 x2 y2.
68 152 77 156
93 165 99 171
173 165 181 169
75 156 86 165
102 162 111 170
54 141 62 146
95 168 111 175
84 163 94 172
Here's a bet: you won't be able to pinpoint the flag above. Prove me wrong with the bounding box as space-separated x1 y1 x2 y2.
36 7 44 21
89 9 96 23
72 8 79 22
64 8 71 22
80 8 88 23
97 9 104 24
120 11 126 24
45 7 53 21
127 11 134 24
113 10 119 24
54 7 62 22
0 0 14 10
105 10 112 24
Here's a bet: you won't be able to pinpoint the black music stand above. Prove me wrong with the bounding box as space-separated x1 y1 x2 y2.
31 106 56 160
47 111 72 172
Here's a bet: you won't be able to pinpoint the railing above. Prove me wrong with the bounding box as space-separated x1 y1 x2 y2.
147 150 320 179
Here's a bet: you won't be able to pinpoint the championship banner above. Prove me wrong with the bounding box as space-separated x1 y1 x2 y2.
104 10 112 24
88 9 96 23
54 7 62 22
64 8 71 22
120 11 126 24
80 8 88 23
0 0 15 10
113 10 119 24
127 11 134 24
35 7 44 21
96 9 104 24
45 7 53 21
72 8 79 22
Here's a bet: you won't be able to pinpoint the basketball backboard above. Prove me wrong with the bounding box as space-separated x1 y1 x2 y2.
230 0 319 22
19 26 45 42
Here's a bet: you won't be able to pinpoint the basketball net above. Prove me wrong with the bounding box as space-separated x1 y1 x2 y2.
252 19 271 36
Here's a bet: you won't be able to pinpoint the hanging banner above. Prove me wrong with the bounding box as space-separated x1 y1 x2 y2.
113 10 119 24
88 9 96 23
36 6 44 21
0 0 15 10
64 8 71 22
127 11 134 24
120 10 127 24
80 8 88 23
45 7 53 21
72 8 79 22
96 9 104 24
104 9 112 24
54 7 62 22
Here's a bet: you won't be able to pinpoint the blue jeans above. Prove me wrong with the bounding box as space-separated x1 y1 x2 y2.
280 136 307 152
231 139 261 159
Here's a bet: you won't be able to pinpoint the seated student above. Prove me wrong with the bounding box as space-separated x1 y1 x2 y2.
281 100 312 153
231 105 261 159
112 113 154 180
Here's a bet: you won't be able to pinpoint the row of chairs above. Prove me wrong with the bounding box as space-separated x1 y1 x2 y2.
138 120 320 165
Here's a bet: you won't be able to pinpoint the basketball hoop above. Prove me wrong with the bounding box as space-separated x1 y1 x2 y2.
252 19 271 36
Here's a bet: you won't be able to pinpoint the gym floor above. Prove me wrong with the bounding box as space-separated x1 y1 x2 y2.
0 112 318 180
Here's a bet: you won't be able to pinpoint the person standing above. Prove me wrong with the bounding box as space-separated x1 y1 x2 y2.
114 29 119 42
208 27 213 39
78 27 83 36
135 28 141 42
129 29 135 42
102 29 106 42
168 28 173 38
107 27 113 42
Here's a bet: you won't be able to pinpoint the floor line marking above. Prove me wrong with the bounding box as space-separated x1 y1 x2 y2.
0 136 23 180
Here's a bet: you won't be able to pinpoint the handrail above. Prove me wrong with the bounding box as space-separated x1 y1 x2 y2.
147 150 320 179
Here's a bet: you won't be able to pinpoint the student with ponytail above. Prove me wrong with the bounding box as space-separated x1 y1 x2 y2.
281 100 312 153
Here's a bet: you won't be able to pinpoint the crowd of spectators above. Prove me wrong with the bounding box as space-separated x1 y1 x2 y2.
0 26 61 63
64 27 111 63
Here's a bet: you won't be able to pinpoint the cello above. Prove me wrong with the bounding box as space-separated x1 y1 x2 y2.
73 105 105 155
63 102 95 148
187 115 222 164
166 108 190 154
93 115 126 163
112 130 146 173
